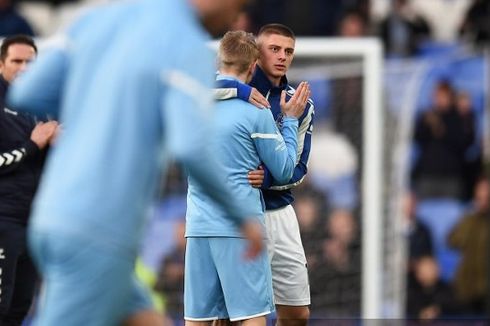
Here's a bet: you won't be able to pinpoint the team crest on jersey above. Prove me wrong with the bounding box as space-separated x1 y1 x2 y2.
275 112 284 129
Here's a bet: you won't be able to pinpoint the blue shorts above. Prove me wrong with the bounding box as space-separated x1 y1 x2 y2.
28 228 153 326
184 237 274 322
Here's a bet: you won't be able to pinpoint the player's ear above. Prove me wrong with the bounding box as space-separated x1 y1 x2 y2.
245 60 257 83
249 60 257 74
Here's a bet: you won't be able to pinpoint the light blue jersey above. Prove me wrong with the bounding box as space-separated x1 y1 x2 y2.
8 0 253 253
185 75 299 237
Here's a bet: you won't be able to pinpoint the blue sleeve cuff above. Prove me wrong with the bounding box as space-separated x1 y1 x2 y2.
237 83 252 102
260 165 273 189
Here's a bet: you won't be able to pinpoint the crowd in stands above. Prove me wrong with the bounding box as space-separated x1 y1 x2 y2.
2 0 487 322
0 0 487 53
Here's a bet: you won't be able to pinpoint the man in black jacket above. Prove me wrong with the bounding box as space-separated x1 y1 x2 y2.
0 35 58 326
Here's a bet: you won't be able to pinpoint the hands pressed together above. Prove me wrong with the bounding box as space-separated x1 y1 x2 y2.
30 120 61 149
281 81 311 119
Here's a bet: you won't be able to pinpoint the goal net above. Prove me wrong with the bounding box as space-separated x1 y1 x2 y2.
287 38 394 319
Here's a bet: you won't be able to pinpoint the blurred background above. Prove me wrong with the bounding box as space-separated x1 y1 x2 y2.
4 0 488 323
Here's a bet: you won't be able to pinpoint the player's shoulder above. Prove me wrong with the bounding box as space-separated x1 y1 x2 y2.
285 85 314 107
223 98 260 111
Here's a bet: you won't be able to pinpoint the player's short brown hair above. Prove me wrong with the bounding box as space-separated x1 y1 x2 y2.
218 30 259 74
257 23 295 40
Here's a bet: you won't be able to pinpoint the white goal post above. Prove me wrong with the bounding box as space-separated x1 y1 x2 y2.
293 38 384 319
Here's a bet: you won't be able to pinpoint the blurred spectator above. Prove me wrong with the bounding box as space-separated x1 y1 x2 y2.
328 10 367 166
338 9 369 37
230 9 254 32
160 162 187 198
310 209 360 317
459 0 490 47
406 255 461 320
308 128 358 210
455 91 476 139
248 0 286 33
248 0 369 36
379 0 430 57
294 190 327 270
310 0 369 36
448 177 489 314
0 0 35 36
154 221 186 320
403 192 433 268
410 0 473 43
455 91 482 201
412 80 474 200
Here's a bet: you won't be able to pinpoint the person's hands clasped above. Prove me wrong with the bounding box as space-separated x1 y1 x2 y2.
280 81 310 118
30 121 59 149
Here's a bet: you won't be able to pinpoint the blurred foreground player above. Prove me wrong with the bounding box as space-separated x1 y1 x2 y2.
8 0 259 325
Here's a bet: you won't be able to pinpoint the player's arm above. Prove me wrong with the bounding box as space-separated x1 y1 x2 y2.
215 78 269 109
253 111 298 184
262 85 314 190
7 34 69 119
0 143 38 175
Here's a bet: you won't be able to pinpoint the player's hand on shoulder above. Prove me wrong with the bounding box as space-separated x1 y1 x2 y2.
281 81 311 118
241 219 264 260
249 87 270 109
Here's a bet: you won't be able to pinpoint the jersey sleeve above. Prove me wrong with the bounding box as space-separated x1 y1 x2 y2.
253 109 298 184
214 78 252 102
7 34 69 119
0 140 40 175
267 101 315 190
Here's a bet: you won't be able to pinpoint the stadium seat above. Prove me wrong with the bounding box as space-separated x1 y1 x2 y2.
416 199 466 281
416 41 463 59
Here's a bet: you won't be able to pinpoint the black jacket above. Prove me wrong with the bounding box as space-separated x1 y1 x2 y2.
0 75 46 224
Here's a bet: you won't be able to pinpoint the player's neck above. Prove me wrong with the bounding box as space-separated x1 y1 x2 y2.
219 69 248 84
269 76 282 87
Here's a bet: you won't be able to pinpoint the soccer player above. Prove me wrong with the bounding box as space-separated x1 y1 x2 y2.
0 35 59 326
185 30 309 325
7 1 260 326
216 24 315 325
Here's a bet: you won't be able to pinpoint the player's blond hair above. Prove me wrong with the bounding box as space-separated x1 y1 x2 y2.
218 30 259 74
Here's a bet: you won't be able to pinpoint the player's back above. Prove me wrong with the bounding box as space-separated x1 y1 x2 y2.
28 0 215 251
186 97 268 237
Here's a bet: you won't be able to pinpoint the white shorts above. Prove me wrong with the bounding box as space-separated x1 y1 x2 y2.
265 205 310 306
